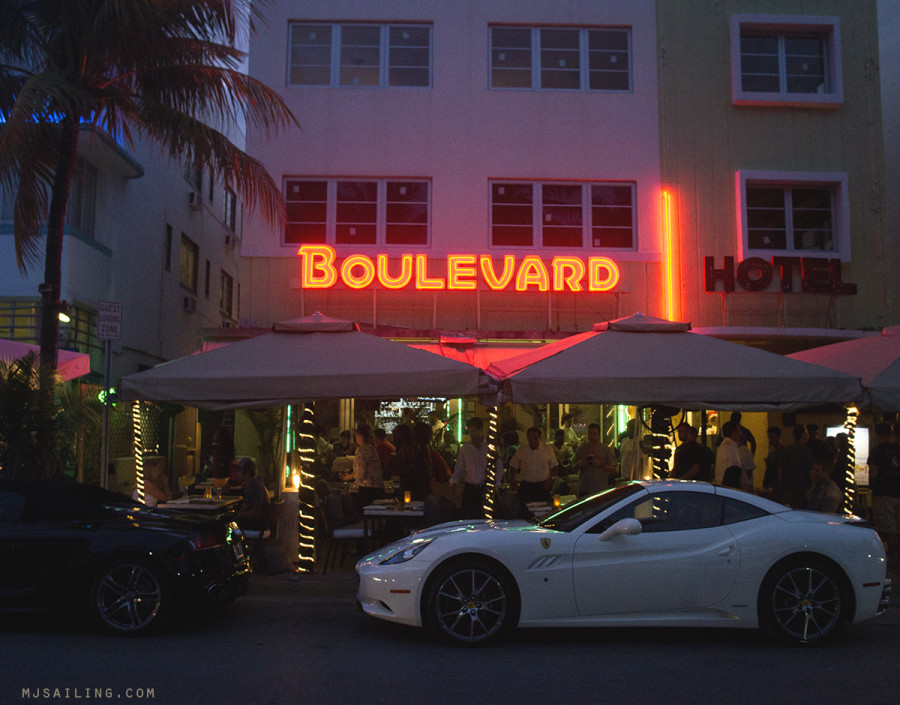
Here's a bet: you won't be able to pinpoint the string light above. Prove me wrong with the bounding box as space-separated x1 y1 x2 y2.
132 402 145 503
843 406 858 517
484 407 500 519
295 404 318 572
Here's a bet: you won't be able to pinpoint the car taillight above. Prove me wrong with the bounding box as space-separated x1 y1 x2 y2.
188 532 225 550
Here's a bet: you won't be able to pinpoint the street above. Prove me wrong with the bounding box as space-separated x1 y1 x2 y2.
2 569 898 705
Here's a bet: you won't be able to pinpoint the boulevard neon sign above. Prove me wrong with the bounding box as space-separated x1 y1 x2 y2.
297 245 620 292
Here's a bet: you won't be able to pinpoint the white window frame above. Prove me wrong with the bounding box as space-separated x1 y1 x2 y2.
220 270 235 318
287 22 432 88
735 170 850 262
489 25 632 92
489 180 637 250
730 14 843 108
284 177 432 248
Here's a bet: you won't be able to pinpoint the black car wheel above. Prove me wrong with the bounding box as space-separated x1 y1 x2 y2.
423 559 518 645
91 558 170 635
759 557 850 646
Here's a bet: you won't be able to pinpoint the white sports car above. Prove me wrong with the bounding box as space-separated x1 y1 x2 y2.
356 481 892 646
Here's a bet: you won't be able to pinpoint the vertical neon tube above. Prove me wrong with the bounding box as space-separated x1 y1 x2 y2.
662 189 679 321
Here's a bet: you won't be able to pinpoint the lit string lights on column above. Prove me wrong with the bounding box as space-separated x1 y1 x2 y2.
296 404 317 572
843 406 858 517
132 402 144 503
483 407 499 520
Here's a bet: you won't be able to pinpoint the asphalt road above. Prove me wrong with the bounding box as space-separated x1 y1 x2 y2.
2 569 898 705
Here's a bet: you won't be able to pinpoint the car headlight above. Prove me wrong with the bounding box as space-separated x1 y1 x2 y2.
379 536 436 565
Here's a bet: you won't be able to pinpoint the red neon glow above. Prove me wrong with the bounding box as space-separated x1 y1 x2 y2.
297 246 620 293
377 254 413 289
661 189 679 320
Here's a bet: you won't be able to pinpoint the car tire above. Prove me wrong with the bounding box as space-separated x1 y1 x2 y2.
758 556 850 646
90 557 171 635
423 558 519 646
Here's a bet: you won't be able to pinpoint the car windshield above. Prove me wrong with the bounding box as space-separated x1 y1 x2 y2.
538 483 645 532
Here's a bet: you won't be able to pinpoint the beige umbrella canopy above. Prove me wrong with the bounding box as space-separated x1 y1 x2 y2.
790 325 900 411
486 313 862 410
119 312 485 408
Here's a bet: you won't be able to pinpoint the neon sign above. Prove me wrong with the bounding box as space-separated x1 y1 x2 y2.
298 245 620 292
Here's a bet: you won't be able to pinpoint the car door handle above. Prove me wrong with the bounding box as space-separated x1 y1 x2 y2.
718 545 735 556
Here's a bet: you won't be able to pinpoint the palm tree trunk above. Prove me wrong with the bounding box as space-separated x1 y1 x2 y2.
39 117 80 379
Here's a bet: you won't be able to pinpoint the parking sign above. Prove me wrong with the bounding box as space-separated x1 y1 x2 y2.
98 301 122 341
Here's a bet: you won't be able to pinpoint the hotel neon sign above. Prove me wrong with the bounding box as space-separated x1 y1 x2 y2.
297 245 620 292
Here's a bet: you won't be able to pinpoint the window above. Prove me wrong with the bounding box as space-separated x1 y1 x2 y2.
164 224 172 272
490 26 631 91
593 492 725 534
285 178 430 246
0 299 40 340
179 234 198 291
224 189 237 231
736 170 850 260
491 181 635 249
730 15 842 107
220 271 234 318
288 22 431 87
204 259 211 299
67 157 97 237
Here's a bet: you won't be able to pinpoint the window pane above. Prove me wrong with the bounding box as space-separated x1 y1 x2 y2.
740 34 779 93
491 27 532 88
588 29 630 91
747 187 786 249
340 25 380 86
285 180 327 244
386 181 429 245
542 184 582 247
385 224 427 245
389 26 430 86
792 188 833 250
179 235 198 291
289 24 332 85
785 36 826 93
540 29 580 89
492 183 533 246
336 181 377 244
591 185 633 248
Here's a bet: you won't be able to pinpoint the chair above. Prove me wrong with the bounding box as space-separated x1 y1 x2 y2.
243 498 285 574
320 493 366 574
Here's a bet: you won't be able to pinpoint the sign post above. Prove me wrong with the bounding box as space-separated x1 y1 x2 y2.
98 301 122 490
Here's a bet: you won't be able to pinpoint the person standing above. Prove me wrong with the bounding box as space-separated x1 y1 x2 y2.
234 458 270 531
807 458 842 514
341 425 383 510
715 421 743 487
777 424 815 508
573 423 617 496
762 426 784 496
373 427 395 475
672 423 706 481
508 427 558 505
451 417 503 519
867 422 900 571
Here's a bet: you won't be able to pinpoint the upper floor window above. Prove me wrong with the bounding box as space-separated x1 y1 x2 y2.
285 178 430 246
179 233 199 292
288 22 431 87
730 15 842 107
490 26 631 91
491 181 635 249
67 156 97 237
224 188 237 231
220 271 234 318
736 170 850 261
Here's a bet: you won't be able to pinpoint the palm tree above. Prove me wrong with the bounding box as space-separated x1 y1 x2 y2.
0 0 296 381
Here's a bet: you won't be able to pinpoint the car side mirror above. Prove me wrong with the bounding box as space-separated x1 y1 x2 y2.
598 517 642 541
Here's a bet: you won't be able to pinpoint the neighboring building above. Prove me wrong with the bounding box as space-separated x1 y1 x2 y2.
239 0 892 343
0 126 244 383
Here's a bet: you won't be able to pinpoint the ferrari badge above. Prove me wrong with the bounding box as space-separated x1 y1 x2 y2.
540 538 551 550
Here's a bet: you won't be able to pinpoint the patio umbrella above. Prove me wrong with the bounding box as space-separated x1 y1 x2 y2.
485 313 862 410
0 338 91 382
789 325 900 411
119 312 485 408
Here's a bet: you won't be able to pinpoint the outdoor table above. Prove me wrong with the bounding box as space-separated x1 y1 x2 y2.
363 500 425 541
157 496 242 515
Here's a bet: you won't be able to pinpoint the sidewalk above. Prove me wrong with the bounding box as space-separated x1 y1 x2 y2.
247 565 359 603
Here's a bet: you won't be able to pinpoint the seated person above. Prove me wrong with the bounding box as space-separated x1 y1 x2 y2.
234 458 270 530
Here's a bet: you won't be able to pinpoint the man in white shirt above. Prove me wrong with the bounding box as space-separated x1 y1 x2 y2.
509 427 559 505
451 417 503 519
715 420 743 486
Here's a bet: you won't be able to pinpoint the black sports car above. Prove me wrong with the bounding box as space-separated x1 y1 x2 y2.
0 478 251 634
